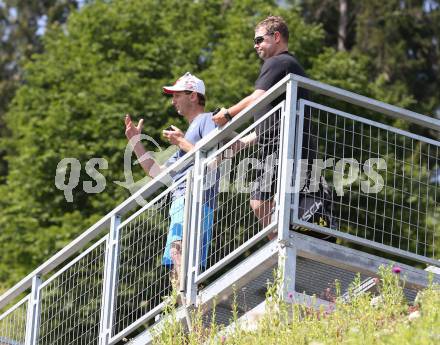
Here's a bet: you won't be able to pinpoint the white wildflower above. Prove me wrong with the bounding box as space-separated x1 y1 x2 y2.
370 295 383 307
408 310 421 321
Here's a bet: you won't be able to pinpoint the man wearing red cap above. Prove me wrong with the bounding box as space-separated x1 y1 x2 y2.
125 72 216 289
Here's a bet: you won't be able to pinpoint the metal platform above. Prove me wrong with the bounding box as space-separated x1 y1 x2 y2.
128 231 437 344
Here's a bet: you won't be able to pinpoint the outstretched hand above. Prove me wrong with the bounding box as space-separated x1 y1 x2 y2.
125 114 144 141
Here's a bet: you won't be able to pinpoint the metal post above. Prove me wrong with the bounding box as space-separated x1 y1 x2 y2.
186 150 205 306
277 79 299 300
99 214 121 345
179 171 194 329
24 275 42 345
179 171 193 294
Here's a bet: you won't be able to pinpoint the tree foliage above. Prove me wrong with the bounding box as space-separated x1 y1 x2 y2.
0 0 78 182
355 0 440 118
297 0 440 121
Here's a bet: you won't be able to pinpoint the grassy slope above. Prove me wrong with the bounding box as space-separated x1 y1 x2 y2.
154 267 440 345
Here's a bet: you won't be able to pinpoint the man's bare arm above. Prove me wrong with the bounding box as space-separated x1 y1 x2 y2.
228 89 266 117
212 89 266 126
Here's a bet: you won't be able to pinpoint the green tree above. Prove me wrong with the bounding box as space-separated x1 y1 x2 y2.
0 0 79 182
296 0 440 131
293 0 360 51
355 0 440 121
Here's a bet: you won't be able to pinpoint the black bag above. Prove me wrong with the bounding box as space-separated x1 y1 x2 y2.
292 176 338 242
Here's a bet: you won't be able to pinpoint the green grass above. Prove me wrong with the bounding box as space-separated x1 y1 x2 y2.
153 266 440 345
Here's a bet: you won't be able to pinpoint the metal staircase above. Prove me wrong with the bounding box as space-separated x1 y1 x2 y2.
1 75 439 345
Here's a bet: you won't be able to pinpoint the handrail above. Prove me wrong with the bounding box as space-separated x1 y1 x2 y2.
292 75 440 131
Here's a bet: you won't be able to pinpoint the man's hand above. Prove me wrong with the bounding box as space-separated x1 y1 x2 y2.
123 114 161 177
212 108 229 126
163 126 194 153
125 114 144 141
213 90 265 127
163 125 184 146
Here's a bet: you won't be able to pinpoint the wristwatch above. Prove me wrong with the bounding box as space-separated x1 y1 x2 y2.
224 109 233 122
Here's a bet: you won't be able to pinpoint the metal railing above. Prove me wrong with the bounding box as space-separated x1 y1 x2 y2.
195 104 284 282
38 238 107 344
111 178 189 342
290 95 439 267
0 74 439 344
0 297 28 345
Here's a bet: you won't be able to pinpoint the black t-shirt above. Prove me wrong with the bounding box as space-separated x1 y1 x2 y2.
253 51 315 173
255 51 308 96
253 51 308 141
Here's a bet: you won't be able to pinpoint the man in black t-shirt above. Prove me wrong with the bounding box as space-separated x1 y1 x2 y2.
213 16 309 234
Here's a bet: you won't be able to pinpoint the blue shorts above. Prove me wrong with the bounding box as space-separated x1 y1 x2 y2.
162 197 214 268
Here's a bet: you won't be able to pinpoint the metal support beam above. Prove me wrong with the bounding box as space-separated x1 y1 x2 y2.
277 80 299 300
179 171 193 294
99 215 121 345
186 151 204 306
24 275 42 345
291 75 440 132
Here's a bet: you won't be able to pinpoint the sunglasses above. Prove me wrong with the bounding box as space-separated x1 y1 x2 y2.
253 32 274 45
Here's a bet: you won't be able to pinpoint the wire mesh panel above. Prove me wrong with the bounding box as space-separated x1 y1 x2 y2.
197 104 283 275
38 238 107 345
113 180 187 336
294 100 440 263
0 297 28 345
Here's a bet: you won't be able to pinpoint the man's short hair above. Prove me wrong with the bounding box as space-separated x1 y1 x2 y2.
196 93 205 106
255 16 289 42
184 91 205 106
